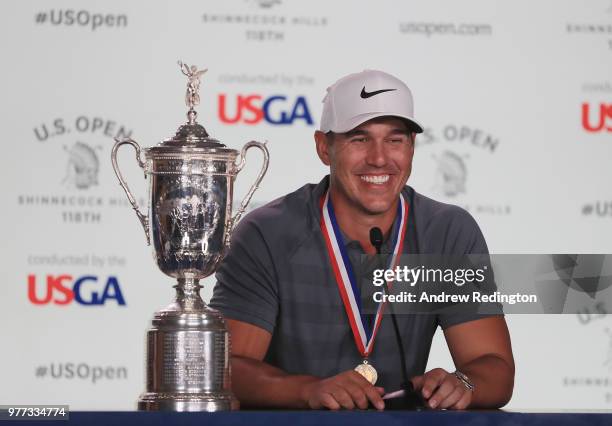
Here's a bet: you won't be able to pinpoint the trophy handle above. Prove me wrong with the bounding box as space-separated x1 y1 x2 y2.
226 141 270 248
111 137 151 245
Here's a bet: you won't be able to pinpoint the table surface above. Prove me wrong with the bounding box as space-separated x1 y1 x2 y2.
11 410 612 426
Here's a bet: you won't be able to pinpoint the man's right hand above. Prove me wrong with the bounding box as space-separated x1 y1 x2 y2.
226 320 385 409
300 370 385 410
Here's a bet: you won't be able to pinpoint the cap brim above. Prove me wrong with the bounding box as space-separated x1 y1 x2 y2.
326 112 424 134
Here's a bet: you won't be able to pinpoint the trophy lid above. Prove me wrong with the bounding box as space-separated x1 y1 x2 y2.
148 62 237 156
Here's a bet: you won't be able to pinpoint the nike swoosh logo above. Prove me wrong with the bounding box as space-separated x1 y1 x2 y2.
360 87 397 99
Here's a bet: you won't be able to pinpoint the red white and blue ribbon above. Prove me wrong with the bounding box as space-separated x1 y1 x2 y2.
320 190 409 357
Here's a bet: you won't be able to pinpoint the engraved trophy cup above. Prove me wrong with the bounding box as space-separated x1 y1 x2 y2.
111 62 269 411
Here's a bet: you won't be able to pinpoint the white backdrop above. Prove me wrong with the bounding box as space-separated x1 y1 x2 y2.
0 0 611 410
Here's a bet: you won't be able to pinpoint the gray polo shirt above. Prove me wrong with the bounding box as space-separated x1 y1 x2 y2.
210 176 496 391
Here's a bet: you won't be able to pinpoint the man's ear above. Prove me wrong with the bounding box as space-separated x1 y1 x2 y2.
314 131 331 166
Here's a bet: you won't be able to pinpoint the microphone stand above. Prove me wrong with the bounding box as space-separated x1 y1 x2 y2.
370 227 427 410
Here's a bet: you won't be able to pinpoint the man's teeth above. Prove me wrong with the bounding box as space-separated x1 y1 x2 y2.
360 175 390 184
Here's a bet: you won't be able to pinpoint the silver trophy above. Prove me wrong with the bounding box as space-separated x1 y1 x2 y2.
111 61 269 411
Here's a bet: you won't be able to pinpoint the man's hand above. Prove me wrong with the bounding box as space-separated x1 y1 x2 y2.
301 370 385 410
411 368 472 410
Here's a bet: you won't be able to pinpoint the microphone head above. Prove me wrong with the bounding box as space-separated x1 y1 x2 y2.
369 227 384 248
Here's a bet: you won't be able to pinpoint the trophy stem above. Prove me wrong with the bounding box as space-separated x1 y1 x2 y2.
174 276 206 311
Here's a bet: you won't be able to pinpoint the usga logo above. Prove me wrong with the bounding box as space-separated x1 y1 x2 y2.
582 103 612 132
218 94 314 125
27 274 126 306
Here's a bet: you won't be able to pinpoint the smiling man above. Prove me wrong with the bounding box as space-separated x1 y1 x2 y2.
210 70 514 410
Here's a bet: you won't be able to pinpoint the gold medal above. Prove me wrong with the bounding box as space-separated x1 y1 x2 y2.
354 360 378 385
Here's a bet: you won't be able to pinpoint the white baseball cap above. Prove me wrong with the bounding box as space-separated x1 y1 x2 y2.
319 70 423 134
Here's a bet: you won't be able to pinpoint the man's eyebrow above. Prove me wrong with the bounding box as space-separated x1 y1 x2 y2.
344 129 369 137
342 127 410 138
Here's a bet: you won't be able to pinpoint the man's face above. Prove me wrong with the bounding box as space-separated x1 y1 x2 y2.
315 116 415 216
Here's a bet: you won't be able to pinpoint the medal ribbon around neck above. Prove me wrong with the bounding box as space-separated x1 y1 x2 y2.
320 190 409 357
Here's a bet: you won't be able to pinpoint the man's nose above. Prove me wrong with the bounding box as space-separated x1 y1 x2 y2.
365 140 387 167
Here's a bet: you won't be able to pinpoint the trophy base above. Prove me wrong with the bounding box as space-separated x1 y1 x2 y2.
139 278 237 412
138 391 237 411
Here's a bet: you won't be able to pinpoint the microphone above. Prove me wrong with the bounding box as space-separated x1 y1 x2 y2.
369 227 384 254
370 227 426 410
